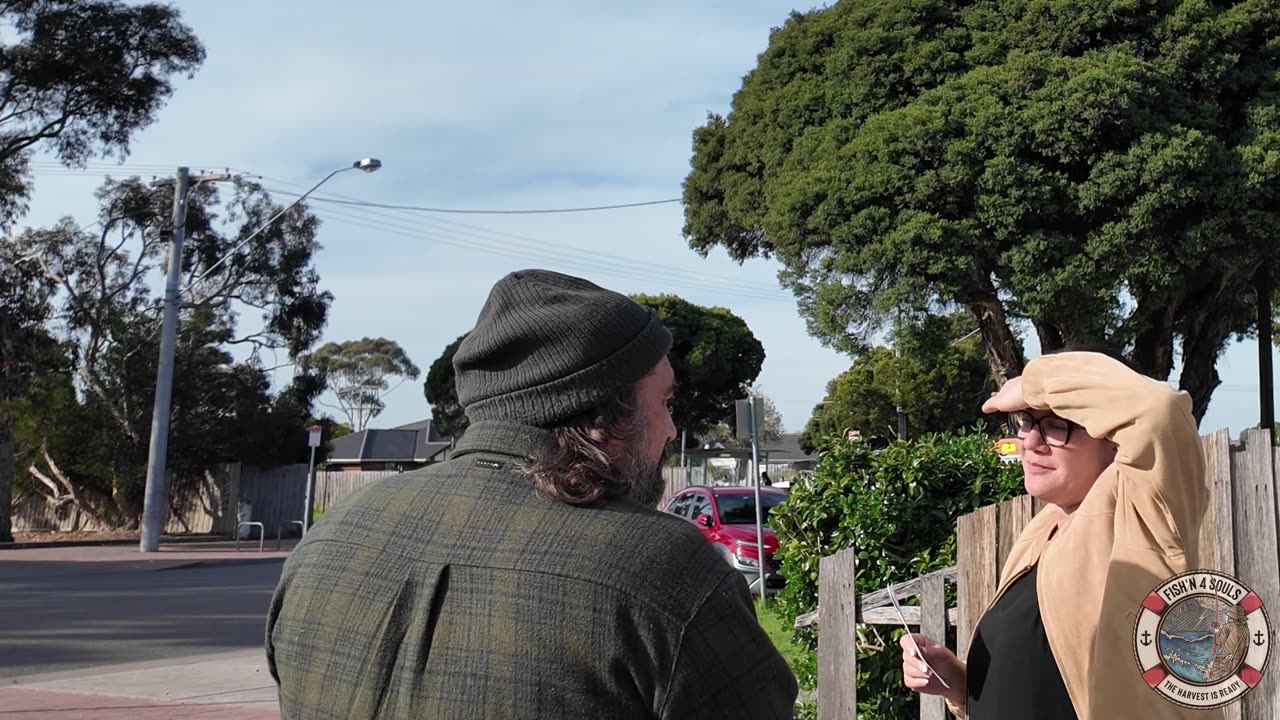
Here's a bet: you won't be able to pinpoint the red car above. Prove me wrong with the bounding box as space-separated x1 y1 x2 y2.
664 485 788 594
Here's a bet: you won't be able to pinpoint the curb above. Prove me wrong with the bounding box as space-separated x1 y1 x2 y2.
156 556 288 571
1 535 233 550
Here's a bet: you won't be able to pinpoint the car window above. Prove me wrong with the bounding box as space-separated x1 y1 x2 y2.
690 493 713 520
716 493 787 525
669 493 693 518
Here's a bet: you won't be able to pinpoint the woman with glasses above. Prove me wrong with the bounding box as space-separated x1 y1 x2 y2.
899 348 1214 720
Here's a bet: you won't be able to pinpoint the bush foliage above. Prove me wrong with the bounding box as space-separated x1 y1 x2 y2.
770 427 1025 719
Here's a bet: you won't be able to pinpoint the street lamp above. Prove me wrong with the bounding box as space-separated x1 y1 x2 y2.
186 158 383 294
138 158 382 553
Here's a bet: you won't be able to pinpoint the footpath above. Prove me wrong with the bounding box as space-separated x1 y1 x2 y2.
1 650 279 719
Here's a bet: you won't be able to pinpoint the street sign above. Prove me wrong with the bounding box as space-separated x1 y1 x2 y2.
308 425 322 448
735 397 764 440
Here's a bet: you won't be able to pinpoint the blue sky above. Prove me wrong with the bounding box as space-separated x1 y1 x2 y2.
17 1 1277 438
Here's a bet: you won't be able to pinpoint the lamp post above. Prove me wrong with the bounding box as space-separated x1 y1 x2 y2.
138 158 382 552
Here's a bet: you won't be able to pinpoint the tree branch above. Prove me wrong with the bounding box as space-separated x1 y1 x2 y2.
26 464 66 501
77 365 141 443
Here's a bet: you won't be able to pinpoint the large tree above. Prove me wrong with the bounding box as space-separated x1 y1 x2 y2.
682 0 1280 421
303 337 420 432
424 334 468 438
423 295 766 439
15 176 332 527
632 294 765 437
13 320 328 530
801 312 999 450
0 0 204 538
0 248 55 541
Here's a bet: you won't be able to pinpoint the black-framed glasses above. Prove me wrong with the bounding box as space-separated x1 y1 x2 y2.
1007 410 1074 447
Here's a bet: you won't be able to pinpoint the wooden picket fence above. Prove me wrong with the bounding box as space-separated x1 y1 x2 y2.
800 427 1280 720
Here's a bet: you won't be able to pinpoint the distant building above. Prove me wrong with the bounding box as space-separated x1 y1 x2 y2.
325 419 458 472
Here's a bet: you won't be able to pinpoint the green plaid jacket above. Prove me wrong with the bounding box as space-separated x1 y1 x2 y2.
266 420 798 719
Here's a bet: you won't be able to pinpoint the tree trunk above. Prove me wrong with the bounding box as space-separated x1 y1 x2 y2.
1178 332 1224 425
0 407 14 543
35 446 110 528
965 274 1024 383
1034 321 1064 355
1128 299 1177 382
112 482 139 529
1174 269 1250 424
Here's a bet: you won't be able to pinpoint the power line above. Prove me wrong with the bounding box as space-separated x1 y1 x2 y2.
30 163 684 216
305 196 682 215
287 194 790 304
254 175 788 300
26 162 795 302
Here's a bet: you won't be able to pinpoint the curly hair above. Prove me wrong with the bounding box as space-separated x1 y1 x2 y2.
525 385 649 506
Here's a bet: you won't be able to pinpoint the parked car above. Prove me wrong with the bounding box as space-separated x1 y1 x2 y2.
664 485 788 594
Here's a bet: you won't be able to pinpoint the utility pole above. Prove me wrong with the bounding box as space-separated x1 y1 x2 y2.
895 310 907 441
137 159 381 552
1259 267 1275 431
139 167 236 552
139 166 191 552
749 398 766 605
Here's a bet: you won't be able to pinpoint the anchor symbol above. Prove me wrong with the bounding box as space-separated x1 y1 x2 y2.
1141 630 1153 647
1255 631 1266 647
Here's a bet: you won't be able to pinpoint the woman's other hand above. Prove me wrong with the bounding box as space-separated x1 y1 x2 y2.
900 633 966 707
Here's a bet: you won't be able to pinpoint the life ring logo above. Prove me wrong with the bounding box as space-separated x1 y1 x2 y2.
1134 570 1271 709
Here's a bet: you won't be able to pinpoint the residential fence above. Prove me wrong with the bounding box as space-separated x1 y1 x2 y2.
15 463 718 537
799 427 1280 720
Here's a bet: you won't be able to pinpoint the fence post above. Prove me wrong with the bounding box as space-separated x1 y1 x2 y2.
919 572 947 720
223 463 242 536
1235 428 1280 720
817 546 858 720
956 503 998 661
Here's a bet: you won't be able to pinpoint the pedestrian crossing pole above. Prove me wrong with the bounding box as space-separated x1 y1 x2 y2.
736 395 767 604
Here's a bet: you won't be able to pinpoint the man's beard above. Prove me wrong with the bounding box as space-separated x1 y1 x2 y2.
621 439 673 508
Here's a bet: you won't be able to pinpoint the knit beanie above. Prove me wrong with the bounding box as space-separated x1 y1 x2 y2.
454 269 673 428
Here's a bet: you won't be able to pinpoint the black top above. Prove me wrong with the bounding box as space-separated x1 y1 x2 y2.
966 564 1078 719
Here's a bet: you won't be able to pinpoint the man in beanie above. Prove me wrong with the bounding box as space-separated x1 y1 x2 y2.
266 269 798 719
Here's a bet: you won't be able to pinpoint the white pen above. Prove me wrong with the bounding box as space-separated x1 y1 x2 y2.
888 581 951 690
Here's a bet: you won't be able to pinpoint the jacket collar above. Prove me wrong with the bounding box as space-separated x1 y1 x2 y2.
454 420 554 461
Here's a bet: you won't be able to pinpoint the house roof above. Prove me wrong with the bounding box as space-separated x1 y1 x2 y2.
765 433 816 462
327 419 457 463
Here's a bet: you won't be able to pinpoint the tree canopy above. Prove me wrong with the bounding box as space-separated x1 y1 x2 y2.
0 0 205 539
632 294 765 436
801 312 998 450
10 174 333 528
682 0 1280 421
14 322 327 530
304 337 420 432
424 334 469 438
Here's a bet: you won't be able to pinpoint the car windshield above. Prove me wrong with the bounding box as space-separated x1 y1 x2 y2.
716 493 786 525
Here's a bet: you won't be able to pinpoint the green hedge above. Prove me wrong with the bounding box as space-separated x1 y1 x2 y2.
770 426 1025 720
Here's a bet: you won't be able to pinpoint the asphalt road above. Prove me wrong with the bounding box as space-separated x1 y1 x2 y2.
0 559 283 679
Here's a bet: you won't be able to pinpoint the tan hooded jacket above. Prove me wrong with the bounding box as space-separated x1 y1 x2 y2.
947 352 1221 720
